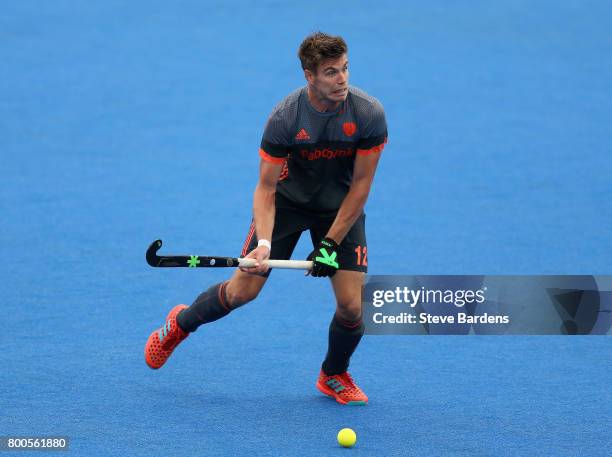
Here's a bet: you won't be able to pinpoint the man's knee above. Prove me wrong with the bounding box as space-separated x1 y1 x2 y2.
226 286 259 307
225 273 266 308
332 271 364 321
336 300 362 321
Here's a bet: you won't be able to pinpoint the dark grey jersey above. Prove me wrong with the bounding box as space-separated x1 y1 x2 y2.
259 86 388 214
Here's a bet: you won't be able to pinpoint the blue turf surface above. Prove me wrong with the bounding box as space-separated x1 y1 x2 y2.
2 1 611 455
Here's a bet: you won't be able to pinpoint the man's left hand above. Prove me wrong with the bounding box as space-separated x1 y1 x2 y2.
307 237 340 277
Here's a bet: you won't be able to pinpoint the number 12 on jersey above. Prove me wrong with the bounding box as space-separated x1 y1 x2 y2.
354 245 368 266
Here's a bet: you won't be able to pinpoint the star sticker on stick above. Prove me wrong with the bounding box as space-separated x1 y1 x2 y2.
187 255 200 267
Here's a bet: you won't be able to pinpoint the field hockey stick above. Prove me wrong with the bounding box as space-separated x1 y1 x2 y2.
146 239 313 270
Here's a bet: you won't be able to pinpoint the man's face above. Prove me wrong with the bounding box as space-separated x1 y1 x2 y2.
306 54 349 104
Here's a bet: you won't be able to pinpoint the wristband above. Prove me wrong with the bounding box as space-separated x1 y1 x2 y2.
257 239 271 250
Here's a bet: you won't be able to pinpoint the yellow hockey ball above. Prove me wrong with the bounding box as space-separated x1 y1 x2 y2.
337 428 357 448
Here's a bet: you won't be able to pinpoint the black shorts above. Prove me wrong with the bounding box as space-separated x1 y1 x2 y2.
240 194 368 275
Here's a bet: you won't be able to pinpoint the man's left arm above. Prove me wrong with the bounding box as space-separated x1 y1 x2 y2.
307 98 387 277
325 152 381 244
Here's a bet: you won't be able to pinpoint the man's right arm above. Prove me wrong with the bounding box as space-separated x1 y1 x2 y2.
253 159 283 243
240 102 290 274
240 159 283 275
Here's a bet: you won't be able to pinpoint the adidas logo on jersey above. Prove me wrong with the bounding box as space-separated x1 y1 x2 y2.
295 128 310 140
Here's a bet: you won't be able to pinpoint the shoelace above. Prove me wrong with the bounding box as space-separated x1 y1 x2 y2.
332 373 359 395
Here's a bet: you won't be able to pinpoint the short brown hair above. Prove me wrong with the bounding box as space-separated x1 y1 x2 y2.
298 32 348 73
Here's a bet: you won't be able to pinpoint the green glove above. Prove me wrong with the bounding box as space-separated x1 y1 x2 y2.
307 237 340 277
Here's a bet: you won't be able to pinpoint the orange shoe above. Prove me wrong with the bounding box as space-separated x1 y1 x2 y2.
316 370 368 405
145 304 189 369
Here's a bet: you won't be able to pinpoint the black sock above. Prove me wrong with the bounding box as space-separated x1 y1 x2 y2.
322 314 364 376
176 282 231 333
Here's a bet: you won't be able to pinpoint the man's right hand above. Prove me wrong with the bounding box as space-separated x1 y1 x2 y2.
239 245 271 275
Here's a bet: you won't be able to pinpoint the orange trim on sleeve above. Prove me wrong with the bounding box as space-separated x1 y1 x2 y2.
357 138 387 156
259 148 287 164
